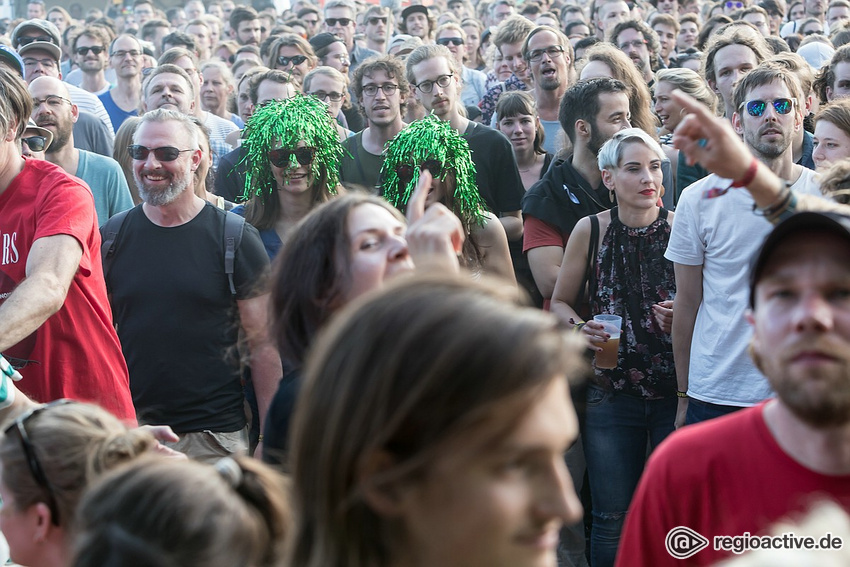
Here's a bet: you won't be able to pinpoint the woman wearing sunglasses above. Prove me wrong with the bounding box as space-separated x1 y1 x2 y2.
303 66 352 141
236 95 342 259
550 128 678 566
0 400 159 567
265 34 317 88
382 115 515 282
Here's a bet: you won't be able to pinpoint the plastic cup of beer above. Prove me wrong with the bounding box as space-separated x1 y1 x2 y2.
593 314 622 369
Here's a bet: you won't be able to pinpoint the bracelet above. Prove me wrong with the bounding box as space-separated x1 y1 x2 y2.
568 318 586 333
754 181 796 223
676 390 688 398
731 157 759 188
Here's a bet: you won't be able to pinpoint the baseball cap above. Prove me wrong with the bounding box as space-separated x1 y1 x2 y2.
309 31 342 53
24 118 53 152
796 42 835 70
11 19 61 48
0 44 25 76
749 212 850 307
17 40 61 62
401 4 429 20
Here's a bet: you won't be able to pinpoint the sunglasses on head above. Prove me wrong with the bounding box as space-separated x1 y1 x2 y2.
268 146 316 167
437 37 465 46
277 54 308 67
395 159 444 185
128 145 196 161
740 98 796 117
22 135 46 152
325 17 353 26
74 45 104 56
4 399 75 526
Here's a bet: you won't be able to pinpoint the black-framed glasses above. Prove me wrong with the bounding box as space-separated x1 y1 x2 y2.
367 16 388 24
4 399 75 526
527 45 565 62
740 98 796 117
74 45 105 56
22 135 46 152
395 159 445 185
309 90 344 102
437 37 465 46
17 35 53 47
277 54 308 67
32 95 71 108
325 17 353 26
414 73 453 93
803 28 824 35
268 146 316 167
128 145 196 161
362 83 399 96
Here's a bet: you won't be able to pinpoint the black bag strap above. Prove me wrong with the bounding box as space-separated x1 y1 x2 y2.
223 211 245 297
100 208 132 280
574 214 600 311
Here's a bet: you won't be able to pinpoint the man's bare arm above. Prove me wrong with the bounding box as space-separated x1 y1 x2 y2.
672 262 703 428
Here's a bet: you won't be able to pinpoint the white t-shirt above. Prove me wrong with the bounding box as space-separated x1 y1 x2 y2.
665 167 823 406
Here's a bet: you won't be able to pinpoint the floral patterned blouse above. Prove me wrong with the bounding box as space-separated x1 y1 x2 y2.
590 207 677 399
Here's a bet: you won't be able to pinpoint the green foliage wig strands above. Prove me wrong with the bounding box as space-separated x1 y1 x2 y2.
240 94 343 201
381 115 487 227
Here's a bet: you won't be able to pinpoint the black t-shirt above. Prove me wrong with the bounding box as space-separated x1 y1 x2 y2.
104 204 269 433
463 121 524 215
339 131 384 193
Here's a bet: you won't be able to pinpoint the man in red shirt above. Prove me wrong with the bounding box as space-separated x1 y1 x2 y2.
0 66 135 422
617 211 850 566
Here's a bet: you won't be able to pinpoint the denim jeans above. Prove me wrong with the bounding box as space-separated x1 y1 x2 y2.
583 385 676 567
685 397 743 425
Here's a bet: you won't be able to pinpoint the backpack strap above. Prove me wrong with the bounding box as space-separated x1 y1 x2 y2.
100 209 132 280
223 211 245 297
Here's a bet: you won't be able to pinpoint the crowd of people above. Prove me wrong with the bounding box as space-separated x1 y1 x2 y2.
0 0 849 565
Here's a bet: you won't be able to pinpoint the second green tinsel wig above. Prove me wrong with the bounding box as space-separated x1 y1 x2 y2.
240 94 343 201
381 115 487 226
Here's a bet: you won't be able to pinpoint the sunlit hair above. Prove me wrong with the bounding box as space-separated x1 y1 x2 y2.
597 127 666 171
287 275 587 567
731 62 804 115
655 68 718 114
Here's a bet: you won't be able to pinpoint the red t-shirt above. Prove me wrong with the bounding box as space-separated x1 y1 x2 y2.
522 215 569 253
617 402 850 566
0 159 135 422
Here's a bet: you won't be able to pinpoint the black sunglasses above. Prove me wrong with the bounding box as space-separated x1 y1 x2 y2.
4 399 75 526
17 35 53 46
268 146 316 167
395 159 444 185
74 45 105 56
22 135 46 152
128 145 196 161
325 17 353 26
277 54 308 67
437 37 465 46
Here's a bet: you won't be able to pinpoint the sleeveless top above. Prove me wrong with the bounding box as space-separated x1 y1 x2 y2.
590 207 677 399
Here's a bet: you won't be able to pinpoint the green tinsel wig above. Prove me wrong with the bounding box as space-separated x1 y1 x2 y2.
240 94 343 201
381 115 487 227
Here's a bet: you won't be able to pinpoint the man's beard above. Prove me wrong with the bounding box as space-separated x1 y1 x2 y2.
134 167 191 206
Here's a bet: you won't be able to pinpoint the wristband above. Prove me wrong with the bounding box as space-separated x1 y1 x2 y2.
731 157 759 188
676 390 688 398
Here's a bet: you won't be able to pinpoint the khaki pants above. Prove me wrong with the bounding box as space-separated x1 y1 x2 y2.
165 427 249 464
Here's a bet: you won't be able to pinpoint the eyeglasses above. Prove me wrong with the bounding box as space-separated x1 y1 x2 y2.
325 17 353 26
414 73 453 93
362 83 399 96
268 146 316 167
22 135 47 152
739 98 796 117
111 49 140 58
17 35 53 47
367 16 388 24
23 58 57 69
803 28 823 35
725 1 744 7
527 45 565 62
4 399 75 526
309 90 344 102
277 54 308 67
395 159 445 185
617 39 648 50
437 37 465 46
74 45 105 56
32 95 71 108
128 145 197 161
